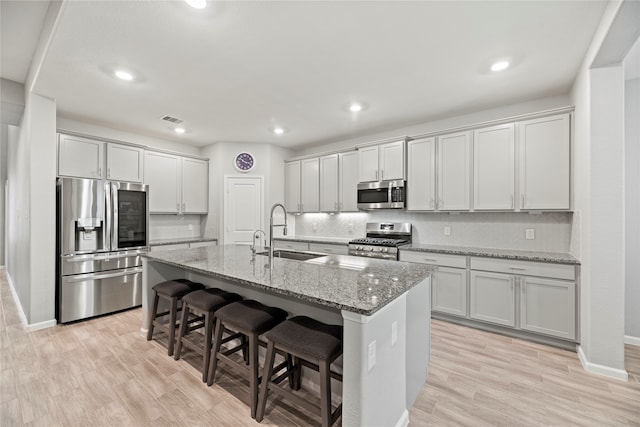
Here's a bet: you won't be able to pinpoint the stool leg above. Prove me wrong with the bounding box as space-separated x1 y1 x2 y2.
202 311 215 382
292 356 302 390
256 340 277 422
168 297 178 357
249 333 260 419
174 304 190 361
207 318 224 386
146 293 159 341
319 360 331 427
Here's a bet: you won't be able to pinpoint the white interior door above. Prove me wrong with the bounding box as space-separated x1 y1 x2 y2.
224 176 263 245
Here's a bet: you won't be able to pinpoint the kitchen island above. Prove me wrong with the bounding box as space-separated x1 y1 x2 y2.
142 245 432 427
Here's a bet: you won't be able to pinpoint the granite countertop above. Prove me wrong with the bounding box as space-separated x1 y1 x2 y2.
150 237 218 246
402 243 580 265
144 244 433 315
274 236 351 245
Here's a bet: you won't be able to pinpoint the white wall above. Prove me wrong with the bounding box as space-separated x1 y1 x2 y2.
6 92 57 326
201 142 293 243
570 0 634 378
625 77 640 341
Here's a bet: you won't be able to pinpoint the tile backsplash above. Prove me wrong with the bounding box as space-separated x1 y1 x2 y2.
294 211 573 253
150 214 202 241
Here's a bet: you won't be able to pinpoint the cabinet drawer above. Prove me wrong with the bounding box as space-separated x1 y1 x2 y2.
469 257 575 280
400 251 466 268
274 240 310 251
309 242 348 255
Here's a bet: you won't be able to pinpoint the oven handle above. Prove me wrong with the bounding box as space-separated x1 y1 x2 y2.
64 267 143 283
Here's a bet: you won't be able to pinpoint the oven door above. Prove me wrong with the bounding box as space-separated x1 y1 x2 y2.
357 182 392 209
109 182 149 251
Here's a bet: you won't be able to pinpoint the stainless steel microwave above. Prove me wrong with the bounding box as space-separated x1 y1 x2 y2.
357 180 405 209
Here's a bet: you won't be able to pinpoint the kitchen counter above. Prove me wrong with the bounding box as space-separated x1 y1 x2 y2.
142 244 432 426
150 237 217 246
273 236 351 245
143 244 431 315
402 243 580 265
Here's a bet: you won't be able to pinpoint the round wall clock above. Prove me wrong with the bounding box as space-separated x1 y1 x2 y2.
234 152 255 172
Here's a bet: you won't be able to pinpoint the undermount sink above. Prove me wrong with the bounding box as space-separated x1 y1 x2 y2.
256 249 324 261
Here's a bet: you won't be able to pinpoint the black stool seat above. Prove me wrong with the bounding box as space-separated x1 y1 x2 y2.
182 288 242 312
153 279 204 298
147 279 205 357
207 299 288 419
215 300 287 333
174 288 243 382
265 316 342 361
257 316 343 427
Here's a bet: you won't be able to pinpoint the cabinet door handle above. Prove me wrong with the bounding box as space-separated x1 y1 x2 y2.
176 203 180 211
439 199 444 209
511 195 514 209
521 194 525 208
182 203 186 212
381 169 384 180
375 170 378 180
107 168 110 178
430 198 435 209
98 168 102 177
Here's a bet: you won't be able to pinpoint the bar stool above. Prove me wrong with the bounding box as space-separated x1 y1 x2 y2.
146 279 205 356
206 300 288 418
256 315 343 427
173 288 243 382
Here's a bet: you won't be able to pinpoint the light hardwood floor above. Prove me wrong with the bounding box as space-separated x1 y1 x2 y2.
1 271 639 426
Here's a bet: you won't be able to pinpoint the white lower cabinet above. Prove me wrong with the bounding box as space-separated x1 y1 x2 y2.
469 270 516 327
520 276 576 340
432 267 467 317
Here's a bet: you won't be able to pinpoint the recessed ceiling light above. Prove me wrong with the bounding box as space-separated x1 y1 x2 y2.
490 60 510 72
174 127 186 134
349 103 363 112
114 70 134 81
273 127 285 135
185 0 206 9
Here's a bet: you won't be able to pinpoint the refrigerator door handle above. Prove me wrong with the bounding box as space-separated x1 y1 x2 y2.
105 181 113 252
64 267 143 283
110 182 119 251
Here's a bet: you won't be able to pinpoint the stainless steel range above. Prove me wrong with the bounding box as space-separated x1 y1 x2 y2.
348 222 412 260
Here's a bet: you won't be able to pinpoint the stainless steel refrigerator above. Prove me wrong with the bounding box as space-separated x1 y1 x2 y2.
56 177 149 323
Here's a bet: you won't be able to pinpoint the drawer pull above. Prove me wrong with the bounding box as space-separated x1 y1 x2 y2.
423 258 438 262
509 266 526 271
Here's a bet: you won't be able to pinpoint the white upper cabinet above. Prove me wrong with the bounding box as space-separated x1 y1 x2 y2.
301 158 320 212
438 131 471 211
379 140 405 181
144 151 181 213
339 151 359 212
106 143 144 183
407 137 436 211
358 140 405 182
284 161 301 213
144 151 208 214
473 124 515 210
518 114 570 210
58 134 105 179
182 158 208 214
320 154 339 212
358 145 379 182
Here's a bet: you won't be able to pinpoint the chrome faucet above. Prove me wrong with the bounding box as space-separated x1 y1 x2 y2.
251 229 266 254
269 203 288 260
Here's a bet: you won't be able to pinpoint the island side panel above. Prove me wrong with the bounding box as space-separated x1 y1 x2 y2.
405 275 431 408
341 294 409 427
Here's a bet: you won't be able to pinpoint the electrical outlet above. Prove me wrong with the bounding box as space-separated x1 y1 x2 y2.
444 226 451 236
347 223 354 233
368 340 376 371
391 321 398 346
312 222 318 232
526 228 535 240
188 224 193 231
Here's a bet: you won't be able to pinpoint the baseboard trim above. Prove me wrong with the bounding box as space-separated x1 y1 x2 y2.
624 335 640 346
5 270 56 332
395 409 410 427
5 271 29 327
577 345 629 381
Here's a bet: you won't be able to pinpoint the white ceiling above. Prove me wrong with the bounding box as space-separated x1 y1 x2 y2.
2 1 608 150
